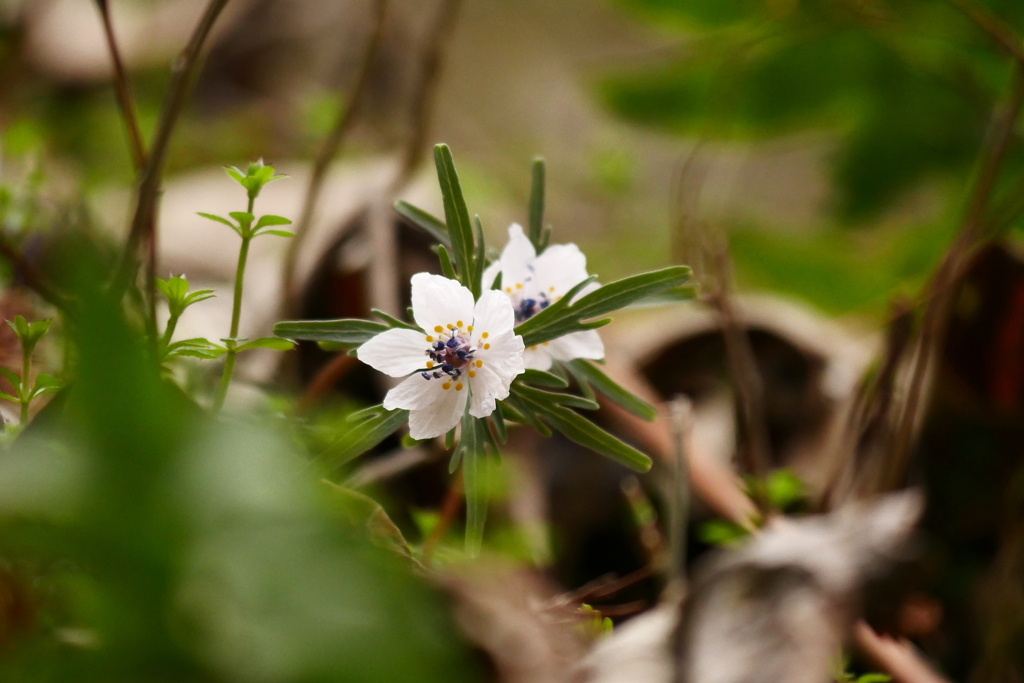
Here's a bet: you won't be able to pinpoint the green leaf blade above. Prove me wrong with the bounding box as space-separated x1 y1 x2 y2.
433 144 477 296
273 319 388 346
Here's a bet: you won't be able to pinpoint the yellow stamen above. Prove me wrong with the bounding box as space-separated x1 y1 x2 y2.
467 325 473 332
434 325 443 333
468 371 476 378
515 283 522 289
425 335 433 342
505 287 512 293
549 286 555 292
457 320 464 328
481 332 489 339
447 323 454 330
426 361 434 368
542 341 549 346
483 344 490 350
476 360 483 367
530 345 537 350
455 383 463 391
442 382 452 390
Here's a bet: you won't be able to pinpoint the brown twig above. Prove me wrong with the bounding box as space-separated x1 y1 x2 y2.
94 0 146 172
114 0 232 329
885 61 1024 490
282 0 389 314
706 247 772 501
394 0 464 185
292 0 465 410
296 352 359 413
946 0 1024 63
421 473 464 563
0 234 67 311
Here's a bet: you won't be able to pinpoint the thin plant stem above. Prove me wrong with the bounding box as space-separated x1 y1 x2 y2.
282 0 388 314
668 396 692 585
113 0 232 320
94 0 146 171
19 343 30 427
886 61 1024 489
213 196 255 412
159 311 180 352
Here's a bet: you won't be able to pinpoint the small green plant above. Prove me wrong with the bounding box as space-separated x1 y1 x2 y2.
832 653 892 683
274 146 694 553
0 315 59 427
154 274 224 367
698 469 809 547
198 160 295 411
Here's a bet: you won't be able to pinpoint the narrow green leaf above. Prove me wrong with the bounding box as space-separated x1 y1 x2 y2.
197 212 238 231
224 166 245 183
515 267 692 348
0 367 21 392
528 157 546 250
517 384 599 411
258 230 296 238
520 368 569 389
437 244 458 281
566 359 658 421
32 373 60 390
473 215 485 296
0 391 18 403
627 284 699 308
370 309 419 331
254 214 292 230
321 406 409 468
273 319 388 346
235 337 295 352
490 408 507 444
459 414 491 556
433 144 476 295
394 200 451 249
513 385 652 472
229 211 254 228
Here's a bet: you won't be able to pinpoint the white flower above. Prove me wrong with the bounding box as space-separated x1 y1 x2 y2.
356 273 526 440
482 223 604 372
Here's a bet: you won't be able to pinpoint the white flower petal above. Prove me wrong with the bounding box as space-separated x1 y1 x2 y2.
497 224 536 292
410 272 476 336
474 329 525 382
384 375 468 440
522 345 554 371
382 373 438 411
472 289 516 338
482 260 502 291
548 330 604 363
469 364 508 418
530 243 590 299
356 328 430 377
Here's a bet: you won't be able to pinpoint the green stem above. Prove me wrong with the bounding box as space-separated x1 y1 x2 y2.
159 311 180 355
20 343 30 427
213 195 255 412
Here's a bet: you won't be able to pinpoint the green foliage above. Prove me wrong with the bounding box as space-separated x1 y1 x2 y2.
528 157 549 251
566 359 658 420
514 266 692 348
602 0 1016 221
273 147 687 548
505 381 652 472
224 158 287 201
156 275 214 320
6 315 51 356
0 253 479 681
2 315 59 425
434 144 480 296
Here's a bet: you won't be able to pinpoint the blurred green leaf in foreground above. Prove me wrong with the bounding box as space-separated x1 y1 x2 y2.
0 243 479 683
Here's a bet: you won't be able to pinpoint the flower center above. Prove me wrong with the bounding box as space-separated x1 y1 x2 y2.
505 283 553 324
420 323 483 390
